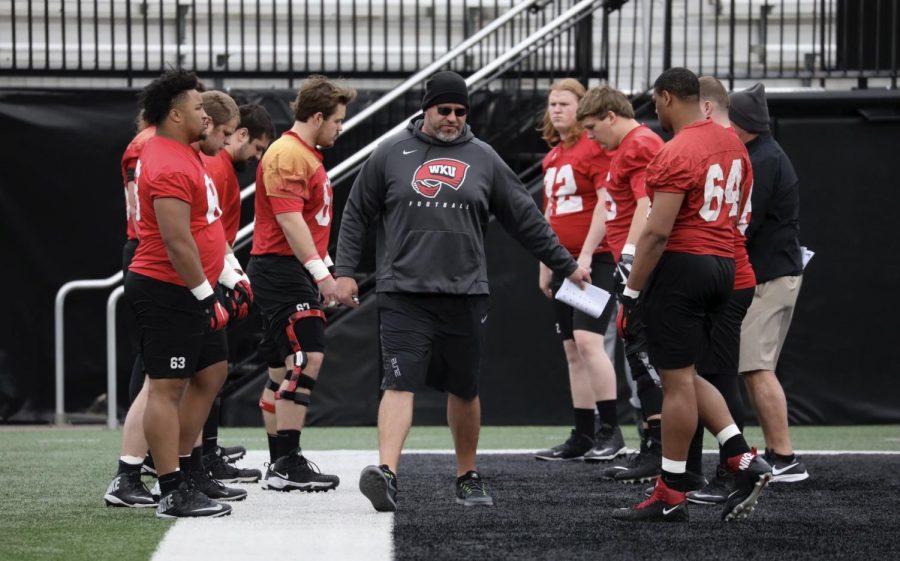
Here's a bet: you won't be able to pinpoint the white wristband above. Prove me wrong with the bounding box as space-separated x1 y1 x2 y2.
622 243 636 257
219 257 243 289
323 254 334 268
303 257 330 283
190 280 214 300
623 286 641 299
225 252 242 272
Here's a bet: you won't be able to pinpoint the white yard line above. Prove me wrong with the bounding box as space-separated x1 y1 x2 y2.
150 450 392 561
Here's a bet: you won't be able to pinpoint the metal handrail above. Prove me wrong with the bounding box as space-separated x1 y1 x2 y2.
235 0 542 207
106 285 125 430
53 271 123 424
235 0 602 245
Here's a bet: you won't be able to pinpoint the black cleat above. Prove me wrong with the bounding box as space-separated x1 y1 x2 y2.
645 470 707 497
687 464 734 505
104 472 157 508
584 424 627 463
535 430 594 461
612 478 688 522
359 464 398 512
156 482 231 519
266 450 340 492
203 452 261 483
217 445 247 463
602 437 661 484
764 449 810 483
722 450 772 521
455 471 494 507
189 470 248 502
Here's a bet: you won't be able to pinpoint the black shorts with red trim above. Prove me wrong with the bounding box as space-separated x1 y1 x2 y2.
550 251 617 340
124 271 228 379
643 252 734 370
697 286 755 377
378 292 489 399
247 254 325 367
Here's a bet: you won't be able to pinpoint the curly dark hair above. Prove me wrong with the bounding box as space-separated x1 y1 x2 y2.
653 67 700 101
139 69 201 126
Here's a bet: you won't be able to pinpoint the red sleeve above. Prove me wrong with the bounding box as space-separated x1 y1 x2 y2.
587 145 611 191
646 150 695 194
271 196 305 214
149 171 194 204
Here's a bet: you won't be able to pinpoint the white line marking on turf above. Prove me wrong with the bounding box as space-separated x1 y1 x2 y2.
151 451 392 561
403 448 900 455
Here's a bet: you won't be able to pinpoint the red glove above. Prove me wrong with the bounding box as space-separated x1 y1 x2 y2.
200 293 230 331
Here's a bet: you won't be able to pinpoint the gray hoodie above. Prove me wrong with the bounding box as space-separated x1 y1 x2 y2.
334 118 577 295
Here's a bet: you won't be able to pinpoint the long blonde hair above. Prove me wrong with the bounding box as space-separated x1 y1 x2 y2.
540 78 587 148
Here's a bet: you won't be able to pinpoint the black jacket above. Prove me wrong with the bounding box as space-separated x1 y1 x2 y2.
335 119 577 295
745 134 803 284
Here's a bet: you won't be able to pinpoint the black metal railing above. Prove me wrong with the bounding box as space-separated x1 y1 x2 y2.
1 1 897 89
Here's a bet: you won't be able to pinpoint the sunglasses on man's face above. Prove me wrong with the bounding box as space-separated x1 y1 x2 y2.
436 106 467 117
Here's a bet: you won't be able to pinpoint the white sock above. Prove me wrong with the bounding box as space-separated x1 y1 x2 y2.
120 455 144 465
661 457 686 474
715 424 741 446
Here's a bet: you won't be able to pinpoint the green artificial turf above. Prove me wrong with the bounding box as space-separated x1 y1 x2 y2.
0 424 897 561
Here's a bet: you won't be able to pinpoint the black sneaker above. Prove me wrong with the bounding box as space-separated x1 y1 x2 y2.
156 482 232 519
535 430 594 461
612 478 688 522
455 471 494 507
764 449 810 483
602 437 661 483
141 454 157 477
722 449 772 521
104 472 157 508
188 470 248 502
644 471 707 497
359 464 398 512
203 452 262 483
584 424 627 463
217 445 247 463
266 450 340 492
687 464 734 505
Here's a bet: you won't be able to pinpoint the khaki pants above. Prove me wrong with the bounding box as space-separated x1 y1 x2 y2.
739 275 803 373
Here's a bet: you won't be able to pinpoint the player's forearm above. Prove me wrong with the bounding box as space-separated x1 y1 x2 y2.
625 198 650 246
163 236 207 288
626 229 667 292
578 195 608 258
276 212 320 262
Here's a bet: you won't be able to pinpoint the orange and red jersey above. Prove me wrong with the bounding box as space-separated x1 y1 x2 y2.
129 135 226 287
251 131 332 258
541 131 611 256
645 120 753 259
601 125 664 260
120 125 157 240
202 150 241 246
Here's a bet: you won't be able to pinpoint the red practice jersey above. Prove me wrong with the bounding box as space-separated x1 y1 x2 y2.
601 125 664 260
542 131 611 256
644 120 753 258
202 150 241 246
129 135 226 287
726 127 756 290
251 131 332 258
120 125 157 240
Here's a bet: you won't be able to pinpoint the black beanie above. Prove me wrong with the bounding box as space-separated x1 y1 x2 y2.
728 82 770 134
422 71 469 110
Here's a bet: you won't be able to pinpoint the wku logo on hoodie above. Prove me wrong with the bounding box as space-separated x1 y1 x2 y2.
411 158 470 198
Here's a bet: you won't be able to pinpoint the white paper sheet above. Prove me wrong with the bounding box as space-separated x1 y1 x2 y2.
801 246 815 269
554 278 612 319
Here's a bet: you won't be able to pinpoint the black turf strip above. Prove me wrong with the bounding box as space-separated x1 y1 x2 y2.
392 453 900 561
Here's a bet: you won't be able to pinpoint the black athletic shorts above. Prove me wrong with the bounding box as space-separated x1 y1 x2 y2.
550 251 617 340
124 271 228 379
247 254 325 368
378 292 489 399
697 286 755 377
643 252 734 370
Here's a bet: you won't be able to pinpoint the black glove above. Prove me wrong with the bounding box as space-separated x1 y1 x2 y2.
201 292 230 332
616 290 639 339
613 252 634 296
